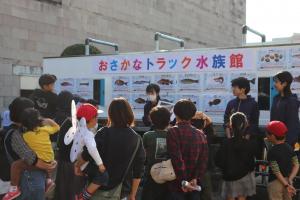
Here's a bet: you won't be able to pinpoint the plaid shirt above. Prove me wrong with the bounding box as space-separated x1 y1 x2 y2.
167 121 208 192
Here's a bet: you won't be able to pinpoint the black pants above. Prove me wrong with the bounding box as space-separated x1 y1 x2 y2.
83 162 109 186
141 175 168 200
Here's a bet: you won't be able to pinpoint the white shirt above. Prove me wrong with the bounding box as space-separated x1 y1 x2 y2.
70 125 103 168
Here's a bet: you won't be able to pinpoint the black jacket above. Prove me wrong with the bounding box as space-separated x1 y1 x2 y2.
215 137 258 181
271 94 300 145
82 127 145 196
29 89 58 119
224 96 260 135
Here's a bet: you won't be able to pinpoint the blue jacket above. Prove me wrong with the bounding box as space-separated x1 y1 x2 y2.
224 96 260 135
271 94 300 145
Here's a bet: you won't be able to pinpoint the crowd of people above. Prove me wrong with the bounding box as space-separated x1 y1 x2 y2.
0 70 299 200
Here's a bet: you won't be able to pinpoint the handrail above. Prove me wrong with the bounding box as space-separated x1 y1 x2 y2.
154 32 184 51
85 38 119 55
242 25 266 45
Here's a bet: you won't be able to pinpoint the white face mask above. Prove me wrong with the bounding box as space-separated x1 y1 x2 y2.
148 95 157 102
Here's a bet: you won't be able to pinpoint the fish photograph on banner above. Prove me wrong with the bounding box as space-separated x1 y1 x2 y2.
155 74 177 91
132 75 152 91
291 71 300 91
112 76 130 91
160 93 176 104
178 73 201 91
131 93 148 109
76 79 93 92
258 48 287 69
57 78 75 93
290 47 300 68
75 91 93 100
204 72 228 90
230 72 258 92
203 94 229 115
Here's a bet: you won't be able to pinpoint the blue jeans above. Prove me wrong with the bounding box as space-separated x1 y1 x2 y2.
168 191 200 200
17 170 46 200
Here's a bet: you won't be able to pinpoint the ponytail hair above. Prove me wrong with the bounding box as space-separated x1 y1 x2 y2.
230 112 248 140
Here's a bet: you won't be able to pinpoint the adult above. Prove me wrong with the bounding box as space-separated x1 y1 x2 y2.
271 71 300 146
78 97 145 200
54 91 86 200
3 97 56 200
224 77 260 138
142 84 161 126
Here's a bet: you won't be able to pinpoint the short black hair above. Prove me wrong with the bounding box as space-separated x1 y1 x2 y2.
21 108 43 131
146 84 160 94
231 77 251 94
39 74 57 88
150 106 171 130
9 97 34 123
174 99 197 121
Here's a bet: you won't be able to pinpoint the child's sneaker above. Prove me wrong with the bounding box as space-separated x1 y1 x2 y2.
45 179 55 195
75 193 84 200
2 186 21 200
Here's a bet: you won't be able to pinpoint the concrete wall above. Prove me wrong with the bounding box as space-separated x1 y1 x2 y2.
0 0 246 111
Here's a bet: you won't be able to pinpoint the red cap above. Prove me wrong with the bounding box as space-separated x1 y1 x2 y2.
77 103 98 121
266 121 288 137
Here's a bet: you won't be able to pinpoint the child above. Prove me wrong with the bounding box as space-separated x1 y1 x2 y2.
141 106 171 200
191 112 215 200
167 99 208 199
30 74 58 119
266 121 299 200
224 77 259 138
215 112 257 200
3 108 59 200
71 104 109 200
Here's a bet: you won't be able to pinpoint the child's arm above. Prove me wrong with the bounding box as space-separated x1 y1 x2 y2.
289 156 300 184
83 132 104 168
42 118 60 134
271 160 296 196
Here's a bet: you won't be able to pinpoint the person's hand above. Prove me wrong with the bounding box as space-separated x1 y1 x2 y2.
245 134 251 140
182 186 189 193
181 182 194 193
128 193 136 200
35 159 57 173
42 118 52 125
287 184 296 197
189 179 197 187
193 112 212 126
74 165 84 176
99 164 106 173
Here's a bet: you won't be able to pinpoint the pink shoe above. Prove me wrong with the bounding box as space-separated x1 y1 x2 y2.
2 188 21 200
45 179 55 195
